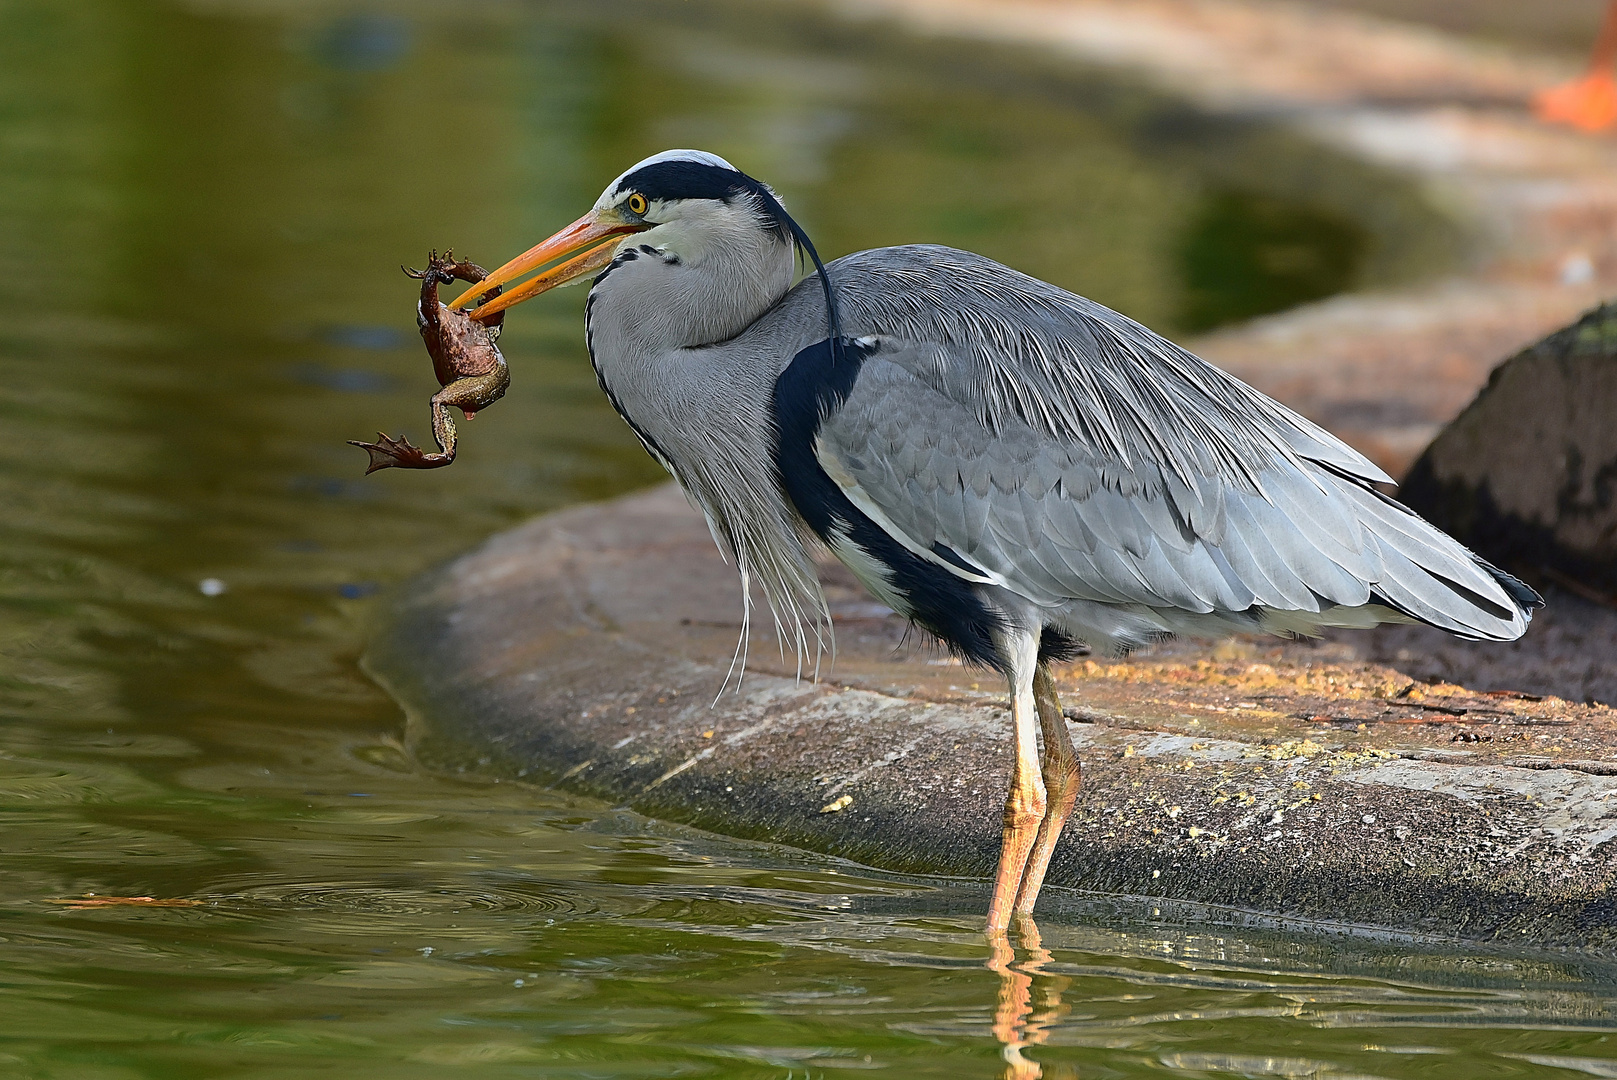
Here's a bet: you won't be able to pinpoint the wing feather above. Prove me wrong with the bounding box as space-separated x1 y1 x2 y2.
1218 491 1322 611
800 246 1534 643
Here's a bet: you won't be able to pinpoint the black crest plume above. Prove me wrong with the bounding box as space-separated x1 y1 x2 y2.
741 179 842 344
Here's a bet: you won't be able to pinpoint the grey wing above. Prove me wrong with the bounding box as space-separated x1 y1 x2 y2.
815 246 1535 647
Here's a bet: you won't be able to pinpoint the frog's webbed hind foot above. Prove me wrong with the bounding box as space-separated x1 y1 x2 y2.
348 431 453 473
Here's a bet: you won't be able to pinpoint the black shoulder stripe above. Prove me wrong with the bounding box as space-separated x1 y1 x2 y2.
772 338 866 466
772 337 1008 670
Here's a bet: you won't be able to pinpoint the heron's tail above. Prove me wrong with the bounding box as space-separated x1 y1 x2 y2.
1280 475 1541 642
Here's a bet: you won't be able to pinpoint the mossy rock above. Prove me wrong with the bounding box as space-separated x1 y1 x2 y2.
1402 302 1617 597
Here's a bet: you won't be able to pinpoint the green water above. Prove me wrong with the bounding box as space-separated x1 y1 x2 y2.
2 0 1612 1076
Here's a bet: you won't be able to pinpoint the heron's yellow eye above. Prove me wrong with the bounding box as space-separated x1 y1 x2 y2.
626 192 649 216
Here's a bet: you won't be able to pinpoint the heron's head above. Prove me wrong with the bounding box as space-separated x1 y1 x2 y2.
453 149 830 326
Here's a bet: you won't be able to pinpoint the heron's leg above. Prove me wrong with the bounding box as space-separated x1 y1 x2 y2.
1012 664 1081 916
987 631 1045 936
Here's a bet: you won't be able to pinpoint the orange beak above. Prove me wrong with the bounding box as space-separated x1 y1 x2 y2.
452 211 645 321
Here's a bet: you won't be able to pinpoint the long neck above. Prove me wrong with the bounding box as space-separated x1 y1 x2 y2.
583 207 798 471
583 213 828 660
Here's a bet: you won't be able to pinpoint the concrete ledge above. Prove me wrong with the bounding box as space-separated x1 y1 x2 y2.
368 484 1617 950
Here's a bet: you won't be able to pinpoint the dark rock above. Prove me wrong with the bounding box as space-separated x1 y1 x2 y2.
1402 301 1617 600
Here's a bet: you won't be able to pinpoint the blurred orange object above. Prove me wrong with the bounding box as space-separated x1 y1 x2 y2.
1537 72 1617 132
1537 0 1617 132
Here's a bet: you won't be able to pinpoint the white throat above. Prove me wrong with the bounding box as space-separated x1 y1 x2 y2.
591 201 795 353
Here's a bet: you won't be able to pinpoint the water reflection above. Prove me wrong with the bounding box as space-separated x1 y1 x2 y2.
991 919 1077 1080
12 737 1617 1077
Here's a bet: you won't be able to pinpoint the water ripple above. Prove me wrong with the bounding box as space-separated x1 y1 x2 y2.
224 881 591 921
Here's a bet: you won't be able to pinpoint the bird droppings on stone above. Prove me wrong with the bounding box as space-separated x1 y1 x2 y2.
1254 739 1325 760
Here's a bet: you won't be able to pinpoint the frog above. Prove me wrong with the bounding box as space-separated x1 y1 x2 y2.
349 250 509 473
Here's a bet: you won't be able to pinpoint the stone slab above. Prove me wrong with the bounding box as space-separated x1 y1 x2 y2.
368 483 1617 950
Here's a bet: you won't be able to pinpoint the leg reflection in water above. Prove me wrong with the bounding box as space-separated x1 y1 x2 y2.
988 916 1077 1079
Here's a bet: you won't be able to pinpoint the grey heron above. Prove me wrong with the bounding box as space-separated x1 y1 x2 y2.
451 149 1540 934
